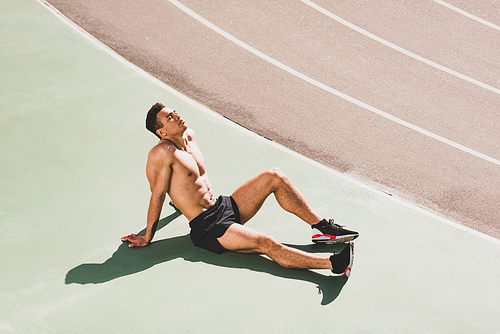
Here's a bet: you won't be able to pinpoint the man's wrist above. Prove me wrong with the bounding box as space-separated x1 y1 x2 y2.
143 234 153 244
147 220 159 243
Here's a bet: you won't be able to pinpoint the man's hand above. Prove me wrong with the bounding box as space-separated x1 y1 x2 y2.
121 234 150 247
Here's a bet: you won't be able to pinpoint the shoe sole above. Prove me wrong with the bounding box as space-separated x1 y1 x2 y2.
343 242 354 278
312 234 358 244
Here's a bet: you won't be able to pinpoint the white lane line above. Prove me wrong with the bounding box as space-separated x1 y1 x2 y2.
168 0 500 166
37 0 500 244
433 0 500 31
301 0 500 95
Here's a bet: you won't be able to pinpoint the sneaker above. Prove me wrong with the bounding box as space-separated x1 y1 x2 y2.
330 242 354 277
312 219 359 244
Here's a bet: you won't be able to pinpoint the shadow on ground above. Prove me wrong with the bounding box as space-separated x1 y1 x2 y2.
66 212 348 305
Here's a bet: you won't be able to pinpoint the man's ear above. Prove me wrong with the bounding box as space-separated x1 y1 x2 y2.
156 128 167 138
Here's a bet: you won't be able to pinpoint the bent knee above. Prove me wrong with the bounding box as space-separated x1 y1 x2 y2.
267 167 284 176
265 167 289 184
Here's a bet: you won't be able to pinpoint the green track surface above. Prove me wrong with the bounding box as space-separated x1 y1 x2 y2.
1 1 499 332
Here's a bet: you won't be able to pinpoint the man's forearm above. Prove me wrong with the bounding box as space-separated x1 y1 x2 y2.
145 194 166 243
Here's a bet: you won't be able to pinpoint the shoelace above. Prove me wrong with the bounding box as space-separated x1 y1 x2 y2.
322 220 346 232
327 219 346 228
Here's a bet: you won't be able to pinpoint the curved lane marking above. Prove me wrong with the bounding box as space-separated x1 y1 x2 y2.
168 0 500 166
433 0 500 31
301 0 500 95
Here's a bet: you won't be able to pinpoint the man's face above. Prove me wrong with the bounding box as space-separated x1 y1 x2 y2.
156 107 187 137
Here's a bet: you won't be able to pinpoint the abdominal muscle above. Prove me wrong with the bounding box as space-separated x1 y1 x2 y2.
168 173 216 221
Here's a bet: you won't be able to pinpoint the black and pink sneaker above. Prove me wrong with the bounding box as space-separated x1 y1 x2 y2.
312 219 359 244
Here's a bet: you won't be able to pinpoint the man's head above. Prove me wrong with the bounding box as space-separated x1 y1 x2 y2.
146 102 186 139
146 103 165 139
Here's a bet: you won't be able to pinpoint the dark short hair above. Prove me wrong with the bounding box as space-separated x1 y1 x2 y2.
146 103 165 139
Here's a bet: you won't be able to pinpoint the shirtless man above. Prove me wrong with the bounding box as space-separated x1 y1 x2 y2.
122 103 359 276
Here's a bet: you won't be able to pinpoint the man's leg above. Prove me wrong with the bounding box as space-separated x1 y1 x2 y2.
231 168 322 225
217 223 332 270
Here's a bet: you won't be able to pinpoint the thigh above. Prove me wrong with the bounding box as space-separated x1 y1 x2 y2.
231 169 276 224
217 223 267 254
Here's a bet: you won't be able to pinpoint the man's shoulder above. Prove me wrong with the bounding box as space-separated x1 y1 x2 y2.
148 140 176 164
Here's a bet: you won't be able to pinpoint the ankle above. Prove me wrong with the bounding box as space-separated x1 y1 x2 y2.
311 218 326 228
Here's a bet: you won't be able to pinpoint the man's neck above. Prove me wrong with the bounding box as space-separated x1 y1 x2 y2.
162 134 188 151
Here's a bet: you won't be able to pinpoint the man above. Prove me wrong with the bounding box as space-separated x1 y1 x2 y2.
122 103 359 277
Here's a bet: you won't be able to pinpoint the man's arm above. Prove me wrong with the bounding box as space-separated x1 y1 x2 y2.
122 146 173 247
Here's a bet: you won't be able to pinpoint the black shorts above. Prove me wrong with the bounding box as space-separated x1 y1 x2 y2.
189 195 241 254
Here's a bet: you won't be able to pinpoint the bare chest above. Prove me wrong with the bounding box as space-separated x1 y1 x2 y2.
172 147 206 179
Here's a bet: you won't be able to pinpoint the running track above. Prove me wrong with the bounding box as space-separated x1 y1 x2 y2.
47 0 500 239
1 1 499 332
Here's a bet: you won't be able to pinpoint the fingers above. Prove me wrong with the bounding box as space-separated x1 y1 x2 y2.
121 234 138 241
121 234 146 247
122 236 137 247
